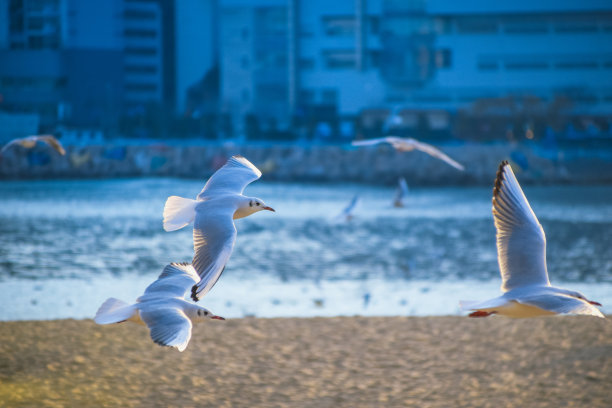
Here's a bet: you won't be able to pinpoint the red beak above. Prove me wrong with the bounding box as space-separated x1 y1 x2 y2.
262 206 275 212
588 300 602 307
211 315 226 320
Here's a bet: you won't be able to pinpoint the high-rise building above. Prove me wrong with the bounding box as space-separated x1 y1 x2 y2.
0 0 166 131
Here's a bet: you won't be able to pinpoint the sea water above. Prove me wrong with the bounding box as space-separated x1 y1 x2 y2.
0 178 610 320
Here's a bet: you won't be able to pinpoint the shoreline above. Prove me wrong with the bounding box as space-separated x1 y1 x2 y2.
2 141 612 185
1 315 610 407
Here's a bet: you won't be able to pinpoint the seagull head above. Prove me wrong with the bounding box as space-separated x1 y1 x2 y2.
195 307 225 321
247 197 275 213
564 289 602 307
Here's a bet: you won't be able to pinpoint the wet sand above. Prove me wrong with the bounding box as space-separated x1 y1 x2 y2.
0 316 610 407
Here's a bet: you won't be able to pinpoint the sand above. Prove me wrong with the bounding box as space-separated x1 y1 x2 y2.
0 316 610 407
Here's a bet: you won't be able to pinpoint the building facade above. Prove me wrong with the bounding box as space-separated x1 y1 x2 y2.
0 0 166 132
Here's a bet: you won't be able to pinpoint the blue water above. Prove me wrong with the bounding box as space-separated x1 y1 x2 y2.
0 178 611 320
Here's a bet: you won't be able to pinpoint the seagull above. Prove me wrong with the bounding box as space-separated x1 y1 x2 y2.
334 194 360 222
1 134 66 156
460 161 604 318
352 136 465 171
393 177 409 208
162 155 274 301
95 263 225 352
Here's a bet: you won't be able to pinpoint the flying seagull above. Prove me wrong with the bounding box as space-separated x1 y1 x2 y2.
393 177 409 208
352 136 465 171
95 263 225 352
1 134 66 156
460 161 603 318
334 194 360 222
163 155 275 301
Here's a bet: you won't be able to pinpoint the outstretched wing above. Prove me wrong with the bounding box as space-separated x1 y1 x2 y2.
140 263 200 300
352 136 403 148
38 135 66 155
198 155 262 199
519 294 604 318
190 201 237 301
140 307 193 352
493 161 550 292
407 138 465 171
353 136 465 171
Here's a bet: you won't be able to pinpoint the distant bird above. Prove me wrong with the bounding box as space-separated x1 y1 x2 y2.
95 263 225 352
460 161 603 318
334 194 360 222
352 136 465 171
163 155 275 301
1 134 66 156
393 177 409 208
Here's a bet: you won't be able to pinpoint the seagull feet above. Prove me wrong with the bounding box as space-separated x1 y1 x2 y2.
468 310 497 318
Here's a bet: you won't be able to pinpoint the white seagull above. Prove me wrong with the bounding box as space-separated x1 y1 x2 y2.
352 136 465 171
163 155 274 301
95 263 225 352
460 161 604 318
393 177 409 208
335 194 360 222
1 134 66 156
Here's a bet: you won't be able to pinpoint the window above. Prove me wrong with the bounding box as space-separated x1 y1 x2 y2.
299 89 315 104
436 49 452 68
125 47 157 56
124 10 156 20
505 61 548 70
321 89 337 105
124 29 157 38
478 61 498 71
323 50 356 69
555 61 598 70
457 18 497 34
125 83 157 92
555 22 598 33
125 65 157 74
322 16 355 36
299 58 314 70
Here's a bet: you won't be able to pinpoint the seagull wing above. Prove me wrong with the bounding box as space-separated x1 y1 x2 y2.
518 293 604 318
394 177 409 203
37 135 66 155
191 201 237 301
493 161 550 292
197 155 262 199
407 138 465 171
140 307 193 352
352 136 402 148
140 263 200 300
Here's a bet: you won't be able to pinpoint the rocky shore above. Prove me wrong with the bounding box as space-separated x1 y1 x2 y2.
2 140 612 185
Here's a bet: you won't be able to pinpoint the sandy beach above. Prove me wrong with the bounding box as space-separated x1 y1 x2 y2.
0 316 610 407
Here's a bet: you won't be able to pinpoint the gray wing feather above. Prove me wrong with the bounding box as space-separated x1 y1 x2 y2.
140 308 193 351
197 155 262 199
493 161 550 292
519 294 604 317
191 202 237 300
140 263 200 300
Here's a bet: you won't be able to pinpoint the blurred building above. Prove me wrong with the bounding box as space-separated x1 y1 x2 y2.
215 0 612 138
0 0 166 132
415 0 612 114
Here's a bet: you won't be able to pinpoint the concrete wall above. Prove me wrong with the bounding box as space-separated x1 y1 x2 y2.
2 141 612 185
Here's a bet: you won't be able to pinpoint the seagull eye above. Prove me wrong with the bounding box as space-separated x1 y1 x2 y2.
256 202 260 206
204 311 209 316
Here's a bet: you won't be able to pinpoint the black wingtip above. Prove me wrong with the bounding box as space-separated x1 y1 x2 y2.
191 284 199 302
493 160 509 198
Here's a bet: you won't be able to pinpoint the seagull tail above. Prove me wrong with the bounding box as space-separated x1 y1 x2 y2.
94 298 137 324
162 196 198 232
